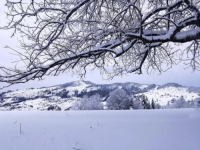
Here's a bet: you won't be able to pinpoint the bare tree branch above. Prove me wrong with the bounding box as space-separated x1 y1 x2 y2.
1 0 200 87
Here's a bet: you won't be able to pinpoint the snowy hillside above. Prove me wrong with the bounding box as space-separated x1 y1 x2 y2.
0 109 199 150
136 83 199 105
0 81 200 111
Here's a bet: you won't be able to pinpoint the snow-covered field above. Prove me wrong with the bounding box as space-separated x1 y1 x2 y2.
0 109 199 150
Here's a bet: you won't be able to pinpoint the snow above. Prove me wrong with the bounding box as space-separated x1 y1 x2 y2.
5 86 59 98
1 81 200 111
9 98 75 111
65 81 90 95
189 109 200 119
139 84 149 90
137 86 199 105
175 26 200 40
0 109 199 150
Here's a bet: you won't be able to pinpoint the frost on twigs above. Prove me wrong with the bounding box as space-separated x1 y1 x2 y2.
1 0 200 87
73 94 104 110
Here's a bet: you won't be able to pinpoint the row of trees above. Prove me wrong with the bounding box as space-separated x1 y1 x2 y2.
73 89 161 110
166 96 200 109
73 88 200 110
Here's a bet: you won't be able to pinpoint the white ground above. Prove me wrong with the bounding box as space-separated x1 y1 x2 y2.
0 109 200 150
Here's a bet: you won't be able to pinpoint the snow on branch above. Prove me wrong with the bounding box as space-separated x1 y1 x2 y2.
1 0 200 87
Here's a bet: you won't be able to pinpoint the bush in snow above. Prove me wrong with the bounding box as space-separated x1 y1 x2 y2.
73 94 103 110
47 105 61 111
107 89 131 110
194 97 200 109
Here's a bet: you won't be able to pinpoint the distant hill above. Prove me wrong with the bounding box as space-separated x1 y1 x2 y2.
0 81 199 111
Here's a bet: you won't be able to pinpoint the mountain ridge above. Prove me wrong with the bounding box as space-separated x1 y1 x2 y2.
0 81 199 111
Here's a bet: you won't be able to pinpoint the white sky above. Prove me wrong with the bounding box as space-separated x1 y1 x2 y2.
0 0 200 92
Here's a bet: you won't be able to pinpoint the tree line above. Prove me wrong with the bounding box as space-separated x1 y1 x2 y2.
73 88 200 110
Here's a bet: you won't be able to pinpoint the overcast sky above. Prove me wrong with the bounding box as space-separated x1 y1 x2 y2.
0 0 200 92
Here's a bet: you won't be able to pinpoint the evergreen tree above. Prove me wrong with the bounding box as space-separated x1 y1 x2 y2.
141 95 151 109
151 99 155 109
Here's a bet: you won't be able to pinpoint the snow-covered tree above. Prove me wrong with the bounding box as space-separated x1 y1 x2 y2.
1 0 200 87
73 94 103 110
194 97 200 109
141 95 151 109
187 100 195 108
132 98 144 109
154 103 161 109
168 96 188 108
151 99 155 109
150 99 161 109
107 89 131 110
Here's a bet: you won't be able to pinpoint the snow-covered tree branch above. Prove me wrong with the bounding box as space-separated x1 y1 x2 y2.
1 0 200 87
